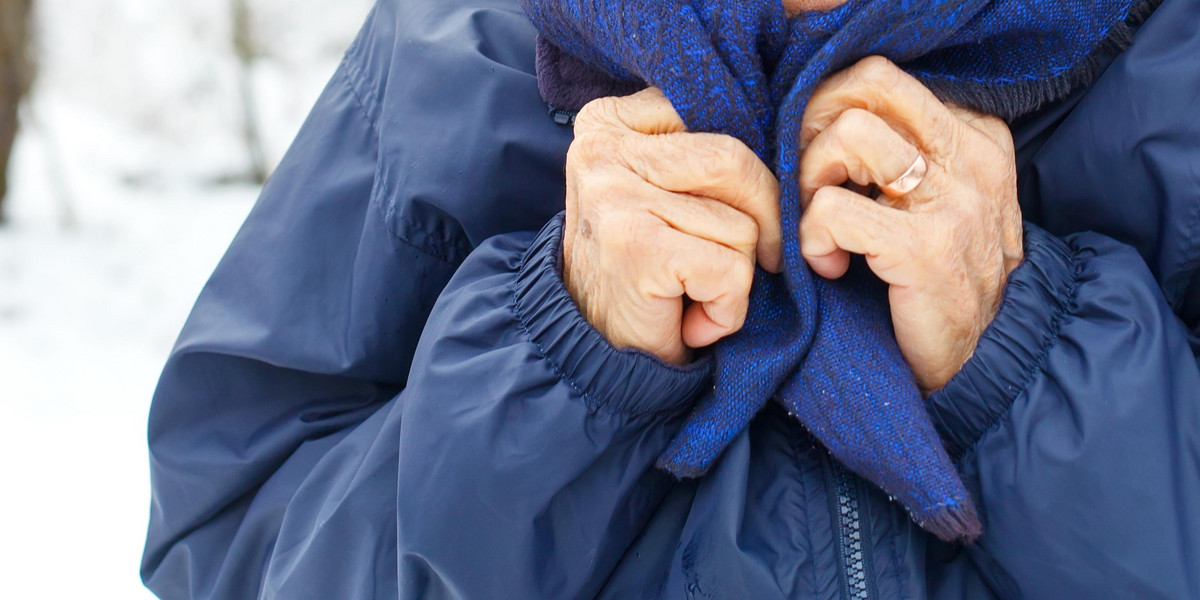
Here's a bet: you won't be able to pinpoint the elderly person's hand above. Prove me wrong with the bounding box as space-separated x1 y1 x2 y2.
798 56 1024 394
562 88 783 365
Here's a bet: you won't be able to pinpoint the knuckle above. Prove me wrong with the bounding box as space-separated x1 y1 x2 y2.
800 119 825 148
977 113 1014 146
571 167 620 207
992 126 1017 160
566 131 614 170
575 96 621 130
639 86 674 112
858 55 894 73
564 140 591 174
834 108 872 140
619 133 670 176
849 56 913 102
730 253 755 290
807 187 838 219
729 211 759 254
823 109 872 159
614 214 659 257
855 55 902 87
702 136 751 185
977 113 1006 132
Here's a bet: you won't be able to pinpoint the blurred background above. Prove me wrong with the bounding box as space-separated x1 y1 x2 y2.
0 0 373 596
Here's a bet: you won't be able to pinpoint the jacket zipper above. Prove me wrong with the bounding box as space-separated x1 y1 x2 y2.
548 105 577 127
827 459 874 600
549 96 877 598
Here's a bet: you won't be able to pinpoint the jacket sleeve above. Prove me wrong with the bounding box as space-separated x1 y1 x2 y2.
138 51 460 597
925 222 1200 599
140 0 697 594
391 216 711 599
143 179 709 599
139 39 712 594
265 217 711 600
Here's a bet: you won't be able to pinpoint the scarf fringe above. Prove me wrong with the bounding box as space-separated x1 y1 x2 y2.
925 0 1164 120
533 0 1165 120
524 0 1164 546
921 502 983 544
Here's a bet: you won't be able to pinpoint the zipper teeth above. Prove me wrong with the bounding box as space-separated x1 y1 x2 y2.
548 105 577 126
832 465 871 600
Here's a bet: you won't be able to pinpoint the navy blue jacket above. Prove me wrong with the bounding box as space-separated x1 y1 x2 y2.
140 0 1200 597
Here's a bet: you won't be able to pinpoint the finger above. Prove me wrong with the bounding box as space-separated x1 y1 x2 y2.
800 108 923 206
639 185 760 263
620 131 783 272
645 228 755 348
947 103 1014 156
575 87 687 136
799 185 917 284
801 56 962 161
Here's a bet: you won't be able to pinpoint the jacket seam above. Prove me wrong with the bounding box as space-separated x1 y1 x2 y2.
388 221 464 266
886 502 910 600
339 42 380 130
509 290 593 406
783 427 821 599
958 237 1084 462
509 223 708 421
339 29 468 266
509 221 610 413
507 300 697 421
1168 191 1200 310
508 286 634 419
802 444 820 599
337 43 464 267
366 160 464 267
506 261 631 418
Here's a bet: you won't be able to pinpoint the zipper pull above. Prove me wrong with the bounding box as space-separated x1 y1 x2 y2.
547 105 577 127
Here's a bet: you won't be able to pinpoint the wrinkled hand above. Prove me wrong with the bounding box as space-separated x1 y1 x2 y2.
562 88 783 365
799 56 1024 394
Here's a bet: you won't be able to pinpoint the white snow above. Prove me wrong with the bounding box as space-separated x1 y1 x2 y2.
0 1 373 597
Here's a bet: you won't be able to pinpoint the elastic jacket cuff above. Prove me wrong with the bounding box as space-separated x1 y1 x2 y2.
511 213 714 419
926 222 1082 461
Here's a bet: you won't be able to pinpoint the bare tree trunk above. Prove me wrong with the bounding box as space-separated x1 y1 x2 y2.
0 0 34 222
231 0 268 185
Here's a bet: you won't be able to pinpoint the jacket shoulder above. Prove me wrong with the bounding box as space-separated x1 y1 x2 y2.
345 0 574 266
1013 0 1200 327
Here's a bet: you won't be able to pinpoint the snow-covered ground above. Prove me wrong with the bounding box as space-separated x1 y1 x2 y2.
0 1 372 597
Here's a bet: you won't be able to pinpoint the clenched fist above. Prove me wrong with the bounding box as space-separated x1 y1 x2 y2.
562 88 783 365
798 56 1024 393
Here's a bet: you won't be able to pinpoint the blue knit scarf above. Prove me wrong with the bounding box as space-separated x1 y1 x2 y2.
521 0 1147 541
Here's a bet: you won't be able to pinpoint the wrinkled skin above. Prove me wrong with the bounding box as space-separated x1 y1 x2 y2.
562 87 783 366
798 56 1023 392
562 57 1022 393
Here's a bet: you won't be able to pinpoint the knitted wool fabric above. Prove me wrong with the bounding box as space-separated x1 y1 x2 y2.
520 0 1148 541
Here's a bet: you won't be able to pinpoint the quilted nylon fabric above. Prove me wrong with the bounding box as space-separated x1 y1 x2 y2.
518 0 1136 541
